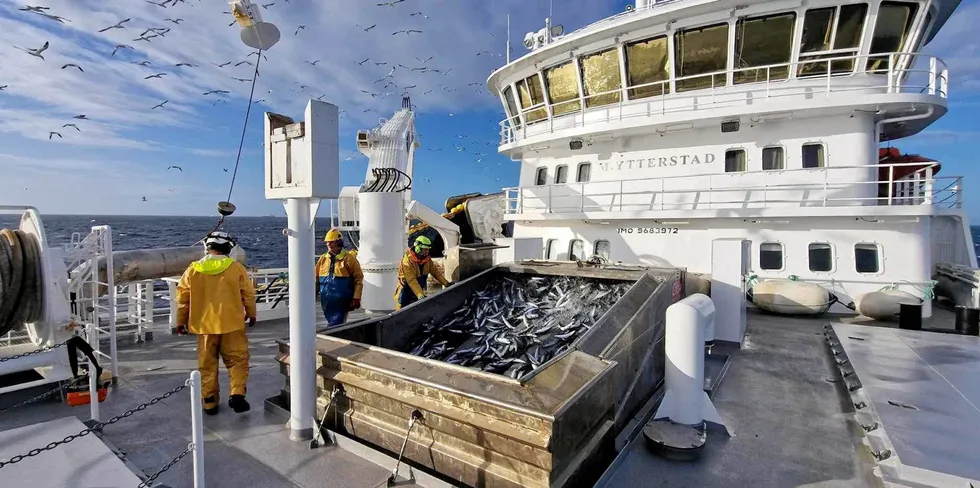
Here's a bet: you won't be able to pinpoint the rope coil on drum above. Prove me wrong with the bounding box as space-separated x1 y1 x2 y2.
0 228 44 336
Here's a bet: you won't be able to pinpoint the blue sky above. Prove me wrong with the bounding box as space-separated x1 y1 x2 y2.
0 0 978 221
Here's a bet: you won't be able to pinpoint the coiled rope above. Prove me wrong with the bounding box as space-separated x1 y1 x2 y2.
0 228 43 336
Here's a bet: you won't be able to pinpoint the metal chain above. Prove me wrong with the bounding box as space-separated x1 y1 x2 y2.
0 384 64 415
137 443 193 488
0 339 69 363
0 382 187 470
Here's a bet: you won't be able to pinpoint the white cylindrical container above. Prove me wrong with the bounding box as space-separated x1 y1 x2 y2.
357 192 405 313
664 294 714 426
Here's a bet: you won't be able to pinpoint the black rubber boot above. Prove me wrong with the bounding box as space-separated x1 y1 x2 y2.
228 394 250 413
203 396 220 416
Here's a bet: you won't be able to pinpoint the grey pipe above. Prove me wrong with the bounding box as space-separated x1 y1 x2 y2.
71 246 248 296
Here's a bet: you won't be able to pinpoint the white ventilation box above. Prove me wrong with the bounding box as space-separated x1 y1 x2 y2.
337 186 360 230
264 100 340 200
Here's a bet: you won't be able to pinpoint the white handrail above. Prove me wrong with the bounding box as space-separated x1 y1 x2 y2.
498 52 948 145
504 162 963 214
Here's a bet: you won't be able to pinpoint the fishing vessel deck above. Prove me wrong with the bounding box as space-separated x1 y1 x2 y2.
0 303 963 487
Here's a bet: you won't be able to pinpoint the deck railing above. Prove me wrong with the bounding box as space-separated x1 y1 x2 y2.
504 162 961 215
499 52 948 145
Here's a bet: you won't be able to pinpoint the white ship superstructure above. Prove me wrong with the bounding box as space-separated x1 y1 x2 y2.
487 0 970 316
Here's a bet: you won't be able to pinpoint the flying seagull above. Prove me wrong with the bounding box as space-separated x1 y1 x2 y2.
73 115 89 120
14 41 49 60
231 77 252 82
176 62 197 67
48 131 62 139
134 60 151 66
61 63 83 72
294 25 307 35
144 73 167 79
212 61 232 68
305 60 320 66
165 18 183 24
410 12 429 18
98 18 130 32
32 11 69 23
151 100 168 110
18 6 49 12
377 0 405 6
261 2 274 8
146 0 169 7
111 44 134 56
358 58 371 65
392 29 422 35
235 60 254 67
359 24 377 32
415 55 433 64
62 123 79 131
0 85 7 91
167 165 182 171
203 89 230 95
133 35 155 43
246 51 267 61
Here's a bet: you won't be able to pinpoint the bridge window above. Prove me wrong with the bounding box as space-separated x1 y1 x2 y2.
759 242 784 270
576 162 591 182
544 61 581 116
725 149 746 172
867 2 920 72
802 143 825 168
569 239 586 261
734 13 796 84
808 243 834 272
555 165 568 184
625 35 670 99
535 167 547 185
545 239 560 260
502 86 521 129
798 4 868 77
579 47 622 107
674 23 729 92
762 147 785 170
854 243 881 273
594 240 611 260
517 73 548 124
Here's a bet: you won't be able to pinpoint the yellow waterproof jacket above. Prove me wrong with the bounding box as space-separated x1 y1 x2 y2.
315 249 364 300
176 255 257 335
396 249 449 299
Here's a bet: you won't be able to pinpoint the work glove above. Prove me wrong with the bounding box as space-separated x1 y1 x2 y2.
417 293 426 300
175 325 188 335
247 317 256 328
350 298 361 311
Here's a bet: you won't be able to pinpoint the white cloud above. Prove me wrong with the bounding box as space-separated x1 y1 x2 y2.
923 2 980 92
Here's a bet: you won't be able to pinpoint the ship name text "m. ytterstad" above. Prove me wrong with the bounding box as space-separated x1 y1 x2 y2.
597 153 716 172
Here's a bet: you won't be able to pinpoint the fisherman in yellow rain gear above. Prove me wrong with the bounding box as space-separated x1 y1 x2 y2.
315 228 364 326
395 235 451 310
176 231 257 415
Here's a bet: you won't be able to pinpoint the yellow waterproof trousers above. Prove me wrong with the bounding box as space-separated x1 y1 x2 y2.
197 329 249 409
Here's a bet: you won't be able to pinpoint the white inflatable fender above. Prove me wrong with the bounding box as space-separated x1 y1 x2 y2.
748 279 834 316
854 290 921 320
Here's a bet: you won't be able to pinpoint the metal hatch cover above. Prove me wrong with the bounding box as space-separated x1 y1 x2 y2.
827 323 980 487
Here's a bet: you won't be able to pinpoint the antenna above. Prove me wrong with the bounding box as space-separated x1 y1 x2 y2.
506 14 511 63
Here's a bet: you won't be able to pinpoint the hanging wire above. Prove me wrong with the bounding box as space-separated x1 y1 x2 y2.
226 50 264 204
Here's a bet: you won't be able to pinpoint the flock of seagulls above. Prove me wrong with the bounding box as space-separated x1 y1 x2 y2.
6 0 514 200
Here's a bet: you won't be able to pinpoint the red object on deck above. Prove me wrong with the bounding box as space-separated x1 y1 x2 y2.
66 387 109 406
879 147 941 181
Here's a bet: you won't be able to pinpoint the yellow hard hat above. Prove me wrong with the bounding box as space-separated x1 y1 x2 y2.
324 228 343 242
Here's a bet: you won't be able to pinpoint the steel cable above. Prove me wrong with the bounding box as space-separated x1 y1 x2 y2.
0 228 43 336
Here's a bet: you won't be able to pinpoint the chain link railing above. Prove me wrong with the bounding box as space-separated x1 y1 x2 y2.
0 382 69 415
138 443 193 488
0 338 69 363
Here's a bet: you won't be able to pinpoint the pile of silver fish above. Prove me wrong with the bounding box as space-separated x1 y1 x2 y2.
406 275 631 379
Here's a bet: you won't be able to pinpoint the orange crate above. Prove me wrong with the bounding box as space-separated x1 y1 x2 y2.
66 387 109 406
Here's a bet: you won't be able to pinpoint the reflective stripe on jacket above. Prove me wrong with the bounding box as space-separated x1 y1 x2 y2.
176 256 257 335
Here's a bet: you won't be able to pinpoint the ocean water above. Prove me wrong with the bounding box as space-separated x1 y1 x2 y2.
2 215 980 269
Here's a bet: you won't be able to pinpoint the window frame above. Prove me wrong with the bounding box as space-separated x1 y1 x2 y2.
545 239 560 260
866 1 920 72
807 242 836 273
733 12 798 84
624 34 672 99
576 162 591 183
568 239 586 261
593 239 611 260
673 22 731 92
725 148 747 173
759 241 785 271
802 142 826 169
578 46 623 108
534 167 548 186
543 60 583 117
554 164 568 184
516 73 549 124
854 242 882 274
797 4 870 77
762 146 785 171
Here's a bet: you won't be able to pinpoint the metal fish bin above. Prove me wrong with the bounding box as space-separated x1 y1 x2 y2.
274 262 685 488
